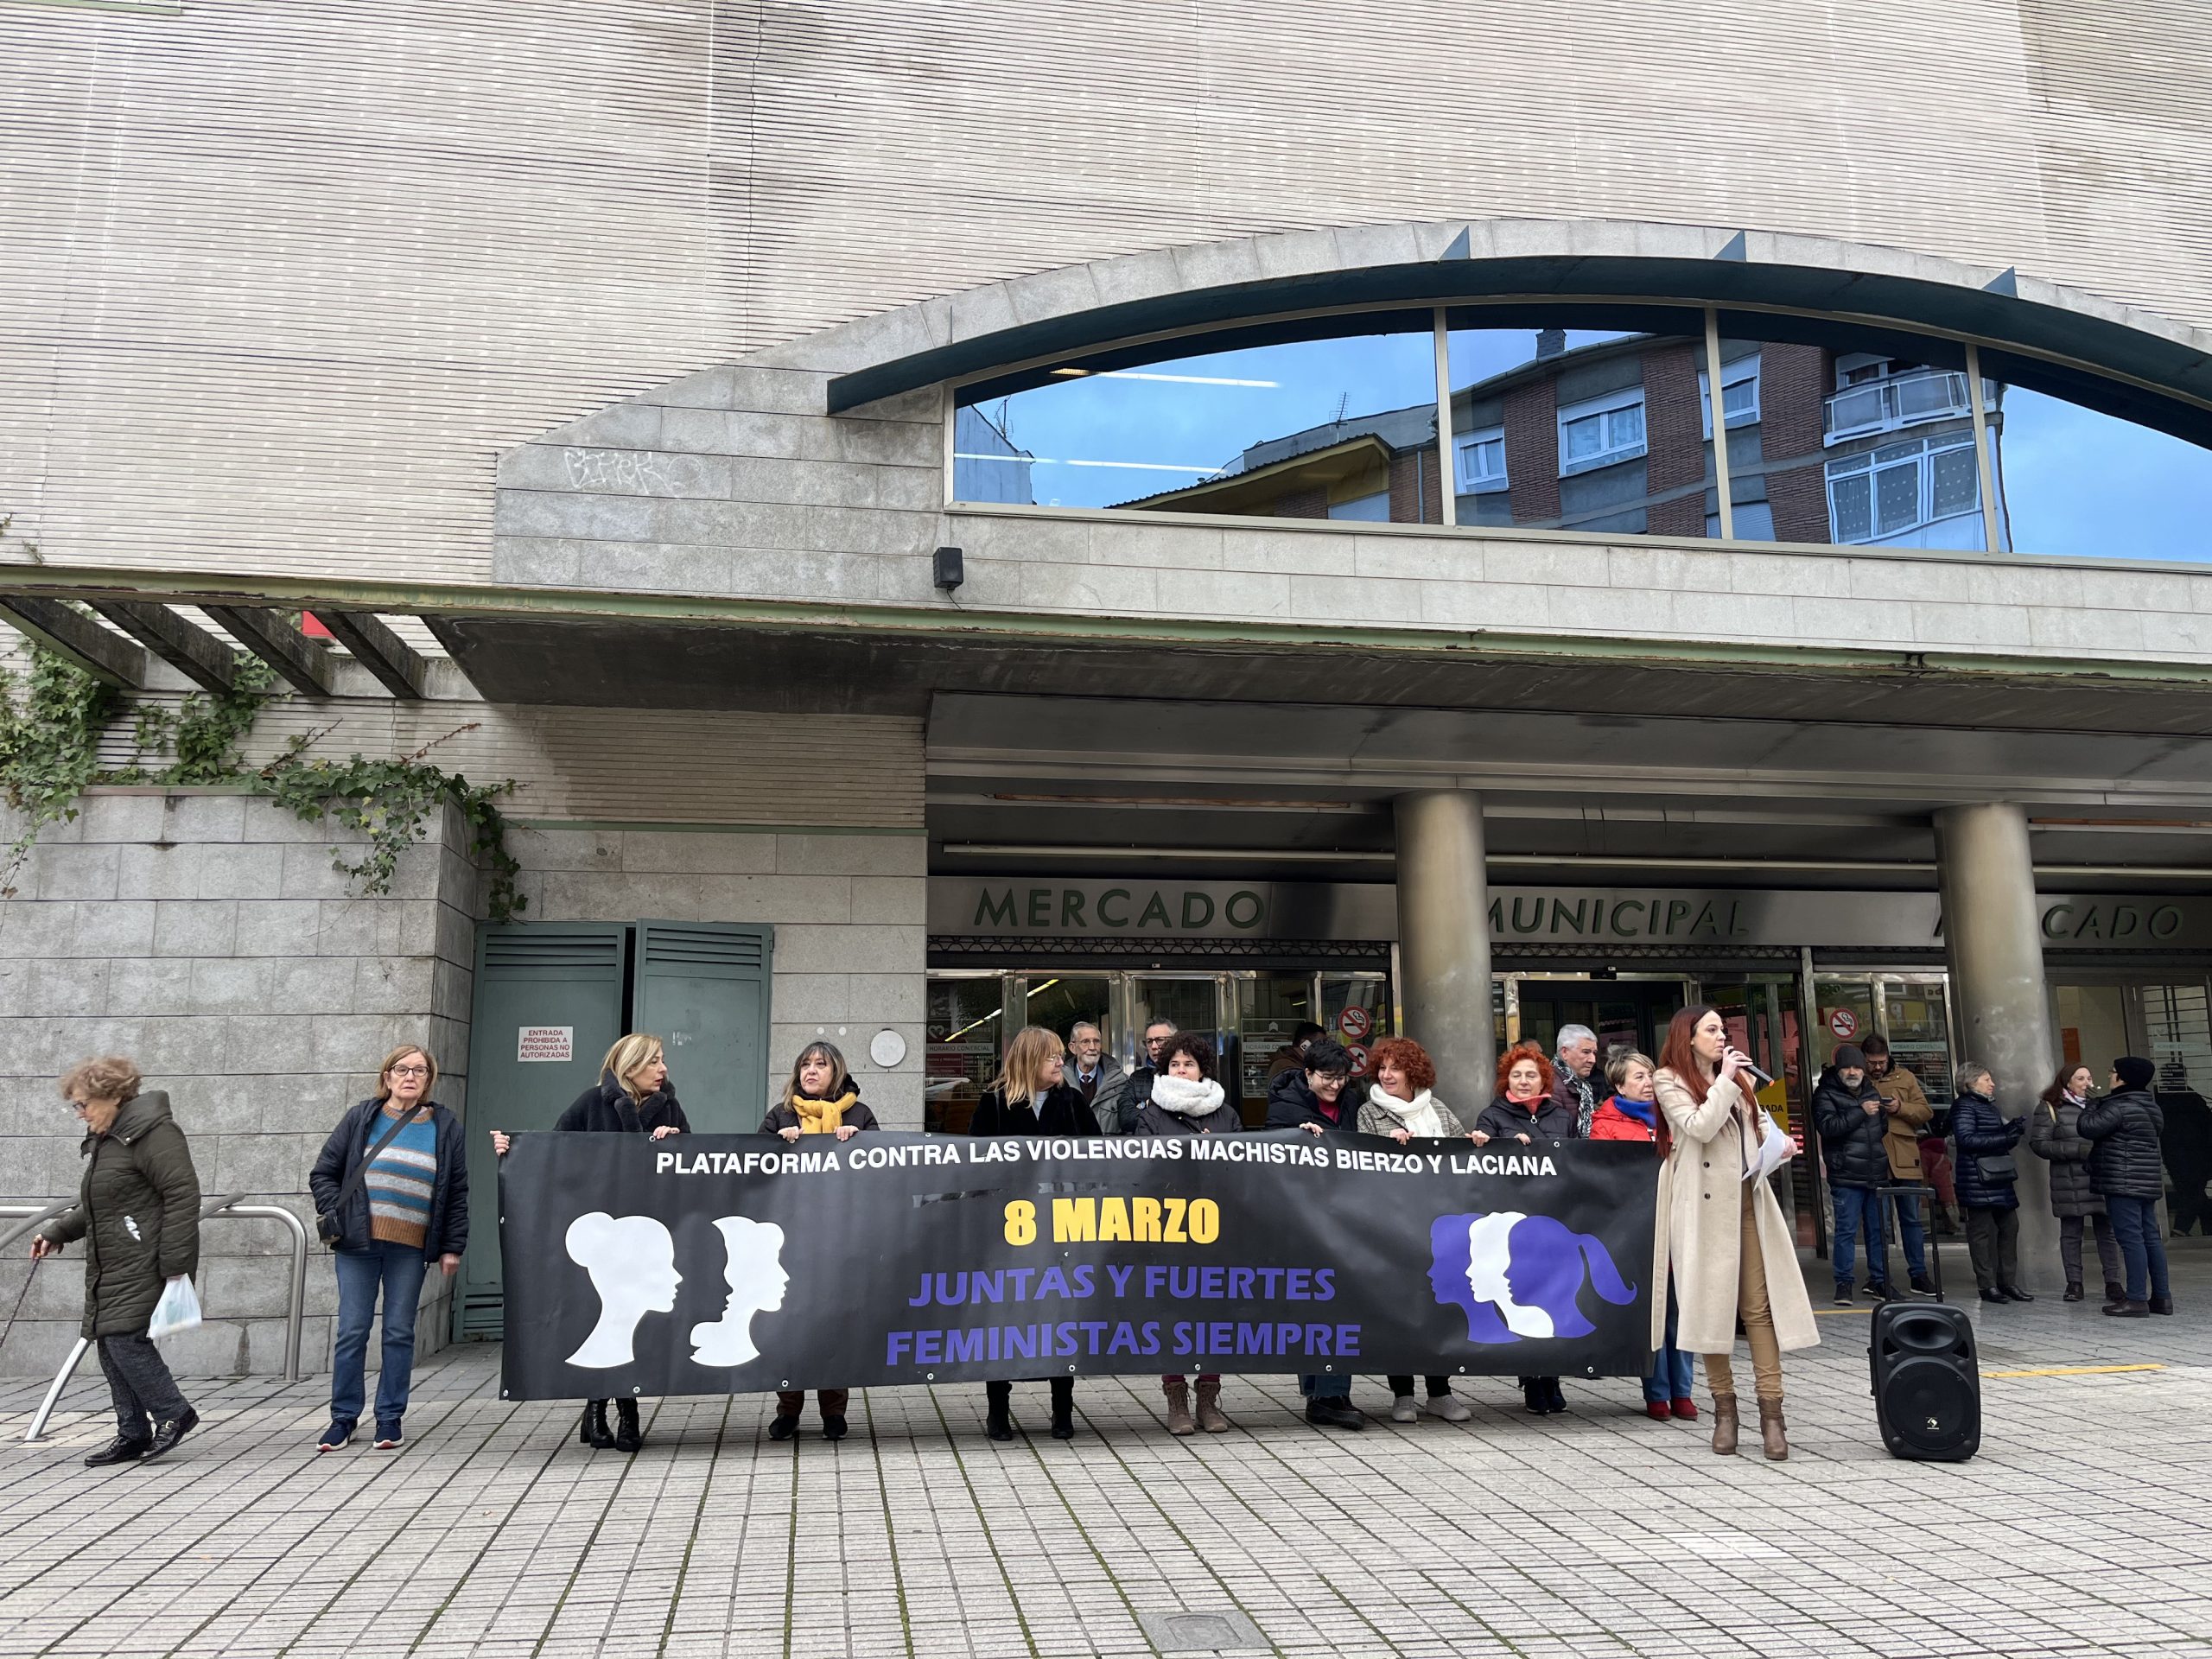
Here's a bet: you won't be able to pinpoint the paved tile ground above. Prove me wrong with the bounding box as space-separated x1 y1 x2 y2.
3 1242 2208 1659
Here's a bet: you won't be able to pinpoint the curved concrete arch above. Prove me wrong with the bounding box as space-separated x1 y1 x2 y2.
800 216 2212 429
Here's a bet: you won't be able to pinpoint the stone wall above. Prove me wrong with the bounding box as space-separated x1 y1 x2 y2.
0 791 480 1377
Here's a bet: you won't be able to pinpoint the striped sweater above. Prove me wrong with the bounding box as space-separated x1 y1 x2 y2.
365 1110 438 1249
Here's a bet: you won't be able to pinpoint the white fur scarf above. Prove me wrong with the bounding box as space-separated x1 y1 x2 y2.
1367 1083 1448 1139
1150 1074 1226 1118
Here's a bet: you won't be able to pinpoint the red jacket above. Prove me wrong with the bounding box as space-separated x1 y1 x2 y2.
1588 1096 1659 1143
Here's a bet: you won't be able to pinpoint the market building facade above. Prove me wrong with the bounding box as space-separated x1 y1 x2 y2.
4 0 2212 1370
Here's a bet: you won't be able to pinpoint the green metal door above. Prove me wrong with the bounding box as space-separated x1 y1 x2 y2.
633 921 773 1133
454 923 627 1338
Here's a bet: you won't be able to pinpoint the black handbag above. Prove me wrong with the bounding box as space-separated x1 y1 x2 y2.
1974 1154 2018 1183
317 1104 427 1249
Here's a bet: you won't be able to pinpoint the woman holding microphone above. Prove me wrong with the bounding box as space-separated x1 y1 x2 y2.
1652 1007 1818 1459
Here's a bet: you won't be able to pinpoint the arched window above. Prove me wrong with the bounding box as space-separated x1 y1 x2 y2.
951 302 2212 564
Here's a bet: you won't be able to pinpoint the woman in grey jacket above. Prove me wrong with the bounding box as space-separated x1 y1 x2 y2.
2029 1065 2125 1306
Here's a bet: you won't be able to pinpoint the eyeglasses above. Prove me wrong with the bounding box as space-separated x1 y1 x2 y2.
1313 1072 1351 1087
389 1065 430 1078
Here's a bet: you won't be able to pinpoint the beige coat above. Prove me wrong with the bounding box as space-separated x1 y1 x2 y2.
1876 1065 1932 1180
1652 1067 1821 1356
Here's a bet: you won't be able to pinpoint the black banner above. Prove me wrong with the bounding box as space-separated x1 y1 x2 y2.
498 1131 1657 1401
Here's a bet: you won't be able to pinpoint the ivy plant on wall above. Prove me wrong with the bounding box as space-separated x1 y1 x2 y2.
0 638 524 919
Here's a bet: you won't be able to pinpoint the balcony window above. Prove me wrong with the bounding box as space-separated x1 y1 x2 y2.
1557 389 1647 474
1824 368 1973 444
1328 489 1390 522
1698 356 1762 436
1454 427 1507 493
1827 435 1981 546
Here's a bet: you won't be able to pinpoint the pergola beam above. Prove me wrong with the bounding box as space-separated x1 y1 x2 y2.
87 601 238 693
202 605 334 697
314 609 428 699
0 597 146 687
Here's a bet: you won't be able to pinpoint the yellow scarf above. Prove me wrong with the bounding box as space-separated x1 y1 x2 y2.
792 1090 856 1135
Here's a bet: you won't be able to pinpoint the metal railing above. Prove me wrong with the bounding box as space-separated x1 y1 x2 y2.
1824 369 1973 443
1 1195 309 1443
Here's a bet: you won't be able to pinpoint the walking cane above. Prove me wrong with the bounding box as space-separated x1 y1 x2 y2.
0 1254 41 1363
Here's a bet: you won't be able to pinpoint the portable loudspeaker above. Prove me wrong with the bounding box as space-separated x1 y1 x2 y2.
1870 1301 1980 1461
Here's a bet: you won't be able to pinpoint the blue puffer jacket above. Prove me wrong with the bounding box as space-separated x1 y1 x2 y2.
1949 1090 2025 1211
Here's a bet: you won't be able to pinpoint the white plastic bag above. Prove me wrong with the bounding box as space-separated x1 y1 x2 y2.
148 1275 202 1340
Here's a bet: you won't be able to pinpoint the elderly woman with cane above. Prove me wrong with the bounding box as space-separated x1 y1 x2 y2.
31 1057 203 1466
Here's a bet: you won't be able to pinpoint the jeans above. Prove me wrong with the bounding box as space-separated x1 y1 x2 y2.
99 1333 189 1438
331 1242 429 1428
2060 1212 2125 1289
1299 1373 1350 1400
1889 1189 1928 1280
1965 1206 2019 1293
2106 1195 2171 1302
1831 1185 1887 1287
1643 1277 1694 1404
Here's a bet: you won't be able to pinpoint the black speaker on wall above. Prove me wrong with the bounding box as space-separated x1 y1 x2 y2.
1871 1301 1980 1461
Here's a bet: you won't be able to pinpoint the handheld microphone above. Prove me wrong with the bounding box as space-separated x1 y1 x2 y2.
1726 1050 1777 1087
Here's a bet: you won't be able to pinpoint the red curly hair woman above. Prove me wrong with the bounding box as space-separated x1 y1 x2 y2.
1353 1035 1478 1425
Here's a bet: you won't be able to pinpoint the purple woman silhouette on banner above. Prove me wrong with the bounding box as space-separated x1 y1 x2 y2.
1427 1211 1637 1343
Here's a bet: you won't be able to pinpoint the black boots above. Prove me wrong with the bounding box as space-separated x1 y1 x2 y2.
767 1412 800 1441
2063 1281 2085 1302
580 1400 614 1448
2150 1294 2175 1316
613 1399 643 1452
982 1380 1074 1440
1999 1285 2035 1302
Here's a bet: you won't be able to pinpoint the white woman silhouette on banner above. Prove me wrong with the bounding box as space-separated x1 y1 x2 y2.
564 1211 682 1367
689 1216 790 1367
562 1209 787 1370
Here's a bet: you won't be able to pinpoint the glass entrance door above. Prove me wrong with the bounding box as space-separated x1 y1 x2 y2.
1509 976 1688 1068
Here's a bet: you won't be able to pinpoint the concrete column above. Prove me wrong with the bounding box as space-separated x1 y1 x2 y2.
1393 791 1495 1112
1935 803 2059 1289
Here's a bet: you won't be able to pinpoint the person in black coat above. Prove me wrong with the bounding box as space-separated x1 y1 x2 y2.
1812 1046 1891 1305
1472 1043 1579 1147
761 1039 877 1439
969 1024 1089 1440
2082 1056 2173 1317
491 1033 688 1452
1949 1062 2030 1305
1135 1033 1241 1434
308 1043 469 1452
1114 1018 1180 1135
1264 1037 1359 1138
1258 1038 1364 1427
1472 1042 1580 1415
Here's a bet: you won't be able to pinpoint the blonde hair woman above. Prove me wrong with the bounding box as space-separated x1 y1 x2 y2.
1652 1006 1817 1459
967 1025 1092 1440
489 1032 688 1453
308 1044 468 1452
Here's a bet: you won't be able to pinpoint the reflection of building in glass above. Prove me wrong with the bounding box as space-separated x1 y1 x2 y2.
951 403 1035 505
1117 399 1442 522
1116 327 1995 550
